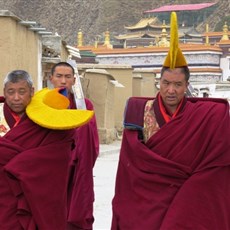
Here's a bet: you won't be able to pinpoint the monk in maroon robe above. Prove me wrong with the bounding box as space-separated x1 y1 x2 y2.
111 96 230 230
112 12 230 229
0 69 94 230
49 62 99 230
67 96 99 230
0 97 75 230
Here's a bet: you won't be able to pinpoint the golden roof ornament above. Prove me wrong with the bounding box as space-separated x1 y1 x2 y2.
205 23 210 46
77 29 83 47
103 29 112 48
104 29 110 45
221 22 229 41
158 20 170 47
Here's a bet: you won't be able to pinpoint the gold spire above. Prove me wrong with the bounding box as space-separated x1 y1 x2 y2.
103 29 112 48
104 29 110 45
205 24 210 46
221 22 229 41
158 20 170 47
77 29 83 47
94 40 98 48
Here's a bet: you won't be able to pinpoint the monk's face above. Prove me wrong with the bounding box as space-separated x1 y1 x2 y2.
50 66 75 93
4 80 34 116
160 68 188 113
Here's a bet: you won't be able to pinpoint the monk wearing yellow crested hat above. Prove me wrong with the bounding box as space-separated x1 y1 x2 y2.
111 12 230 230
0 69 93 229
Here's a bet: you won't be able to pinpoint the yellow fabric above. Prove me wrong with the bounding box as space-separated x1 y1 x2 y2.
43 88 70 109
26 88 94 130
163 12 187 68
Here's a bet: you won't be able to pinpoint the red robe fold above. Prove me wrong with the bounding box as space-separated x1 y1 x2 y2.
112 97 230 230
0 102 75 230
67 97 99 230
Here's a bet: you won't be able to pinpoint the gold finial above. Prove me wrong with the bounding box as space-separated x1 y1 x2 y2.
104 29 110 45
77 29 83 47
103 29 112 48
158 20 170 47
94 40 98 48
94 35 99 48
221 22 229 41
205 23 210 45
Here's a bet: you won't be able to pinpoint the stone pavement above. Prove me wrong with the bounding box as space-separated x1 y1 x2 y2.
99 140 121 156
93 140 121 230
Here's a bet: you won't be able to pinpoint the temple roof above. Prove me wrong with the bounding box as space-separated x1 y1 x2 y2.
145 3 216 13
77 43 222 55
115 29 187 41
184 27 202 37
115 32 160 40
125 17 165 30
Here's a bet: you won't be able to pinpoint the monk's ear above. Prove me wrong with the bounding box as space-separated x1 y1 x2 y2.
49 74 53 82
31 87 35 96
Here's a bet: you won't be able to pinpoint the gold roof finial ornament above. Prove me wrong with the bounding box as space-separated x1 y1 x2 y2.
94 40 98 48
77 29 83 47
205 23 210 46
104 29 110 45
103 29 113 48
163 12 187 69
221 22 229 41
158 20 170 47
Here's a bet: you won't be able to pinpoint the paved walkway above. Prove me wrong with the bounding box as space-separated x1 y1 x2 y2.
99 140 121 156
93 141 121 230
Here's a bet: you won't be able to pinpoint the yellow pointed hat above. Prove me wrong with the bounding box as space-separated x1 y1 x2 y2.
26 88 94 130
163 12 187 68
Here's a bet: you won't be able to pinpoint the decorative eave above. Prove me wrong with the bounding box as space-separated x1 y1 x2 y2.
184 34 202 38
189 67 222 73
183 27 202 38
124 17 162 30
149 24 170 29
178 43 222 51
154 67 222 74
66 45 81 58
115 32 160 40
202 31 230 37
115 33 145 40
217 40 230 46
80 43 222 56
115 28 188 41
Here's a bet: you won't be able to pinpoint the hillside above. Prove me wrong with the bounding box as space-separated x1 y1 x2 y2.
0 0 228 46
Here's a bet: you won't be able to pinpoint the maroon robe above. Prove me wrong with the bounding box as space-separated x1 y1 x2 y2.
67 96 99 230
0 98 75 230
112 96 230 230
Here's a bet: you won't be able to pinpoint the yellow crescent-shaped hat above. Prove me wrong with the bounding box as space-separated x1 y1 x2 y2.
163 12 187 68
26 88 94 130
